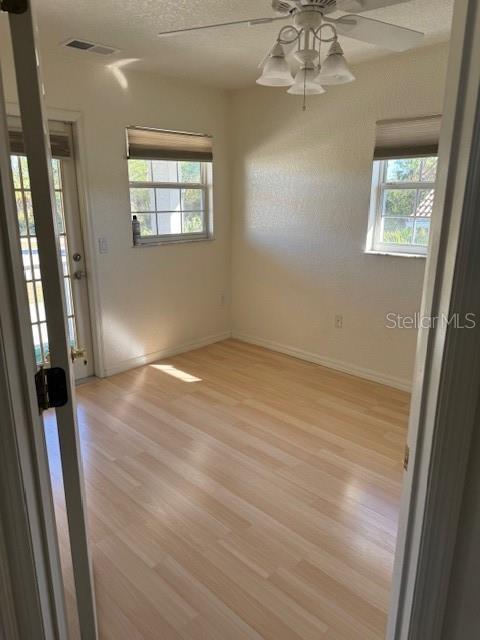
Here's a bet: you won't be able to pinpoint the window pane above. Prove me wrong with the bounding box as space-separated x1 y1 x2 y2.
59 236 69 276
181 188 203 211
35 280 46 322
421 157 438 182
383 189 416 217
414 219 430 246
68 317 76 348
40 322 49 358
386 158 421 182
32 324 42 364
382 218 414 245
11 156 21 188
157 212 182 235
155 188 180 212
27 282 37 323
178 161 201 183
21 238 32 280
30 238 41 280
416 189 435 218
16 191 27 236
20 156 30 188
135 213 157 236
64 277 74 316
130 188 155 212
25 191 35 234
128 159 152 182
152 160 178 183
55 191 65 233
182 211 204 233
52 159 62 189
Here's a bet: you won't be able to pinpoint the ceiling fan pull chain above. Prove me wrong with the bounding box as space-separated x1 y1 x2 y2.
303 70 307 111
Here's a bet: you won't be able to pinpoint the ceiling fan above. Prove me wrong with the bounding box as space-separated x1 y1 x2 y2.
158 0 424 104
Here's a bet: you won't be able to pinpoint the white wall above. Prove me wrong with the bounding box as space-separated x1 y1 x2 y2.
0 28 231 376
229 44 449 390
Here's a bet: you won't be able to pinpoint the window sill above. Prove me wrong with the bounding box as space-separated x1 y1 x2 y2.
133 235 214 248
364 249 427 259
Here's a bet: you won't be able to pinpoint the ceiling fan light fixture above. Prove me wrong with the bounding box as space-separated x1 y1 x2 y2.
316 41 356 85
256 43 294 87
287 66 325 95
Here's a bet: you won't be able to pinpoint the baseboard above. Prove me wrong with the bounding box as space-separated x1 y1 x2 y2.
232 331 412 392
101 330 232 377
100 328 412 391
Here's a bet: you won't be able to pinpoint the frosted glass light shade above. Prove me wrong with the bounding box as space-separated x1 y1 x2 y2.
287 67 325 95
316 53 355 85
256 53 294 87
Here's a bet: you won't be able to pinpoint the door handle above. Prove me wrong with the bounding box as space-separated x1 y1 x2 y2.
73 270 86 280
71 346 87 363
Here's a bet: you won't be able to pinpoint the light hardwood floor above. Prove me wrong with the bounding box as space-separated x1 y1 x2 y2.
44 339 409 640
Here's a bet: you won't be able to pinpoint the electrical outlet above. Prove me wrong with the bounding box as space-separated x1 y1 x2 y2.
335 314 343 329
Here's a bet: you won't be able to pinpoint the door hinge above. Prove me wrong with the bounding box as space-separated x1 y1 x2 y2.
0 0 27 13
403 444 410 471
34 366 69 414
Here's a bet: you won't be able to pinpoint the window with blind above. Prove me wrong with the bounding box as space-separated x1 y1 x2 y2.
126 127 213 244
366 115 441 256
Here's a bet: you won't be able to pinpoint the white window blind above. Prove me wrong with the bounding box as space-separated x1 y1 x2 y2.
126 127 213 162
374 115 442 160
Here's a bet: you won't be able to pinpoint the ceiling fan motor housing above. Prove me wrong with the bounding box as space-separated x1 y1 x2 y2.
273 0 337 16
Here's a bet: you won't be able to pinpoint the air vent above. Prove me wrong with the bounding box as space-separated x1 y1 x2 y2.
63 39 119 56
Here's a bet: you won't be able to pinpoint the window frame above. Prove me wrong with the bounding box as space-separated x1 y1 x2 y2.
367 156 437 257
128 159 213 246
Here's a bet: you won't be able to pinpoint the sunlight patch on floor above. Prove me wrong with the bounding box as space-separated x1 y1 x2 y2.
149 363 202 382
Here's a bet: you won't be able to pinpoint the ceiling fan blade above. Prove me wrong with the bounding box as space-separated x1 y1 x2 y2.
158 15 289 38
336 0 410 12
327 14 424 51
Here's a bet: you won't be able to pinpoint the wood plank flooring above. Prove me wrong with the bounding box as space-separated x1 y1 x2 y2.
44 339 409 640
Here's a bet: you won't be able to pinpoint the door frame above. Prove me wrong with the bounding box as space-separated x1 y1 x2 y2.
0 47 68 640
388 0 480 638
6 2 99 637
6 101 106 379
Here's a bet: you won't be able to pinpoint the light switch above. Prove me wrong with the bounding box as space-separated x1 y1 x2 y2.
98 237 108 254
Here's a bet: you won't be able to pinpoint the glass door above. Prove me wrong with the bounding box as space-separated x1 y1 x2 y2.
10 119 94 380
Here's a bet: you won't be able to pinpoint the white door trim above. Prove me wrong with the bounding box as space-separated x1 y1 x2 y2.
388 1 480 638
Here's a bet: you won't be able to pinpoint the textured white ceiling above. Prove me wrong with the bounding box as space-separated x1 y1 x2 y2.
33 0 454 89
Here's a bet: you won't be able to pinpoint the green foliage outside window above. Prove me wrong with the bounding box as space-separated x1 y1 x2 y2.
128 159 207 237
379 157 437 249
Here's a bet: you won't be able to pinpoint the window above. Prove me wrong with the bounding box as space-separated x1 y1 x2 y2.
126 127 213 244
368 156 438 255
367 115 441 256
